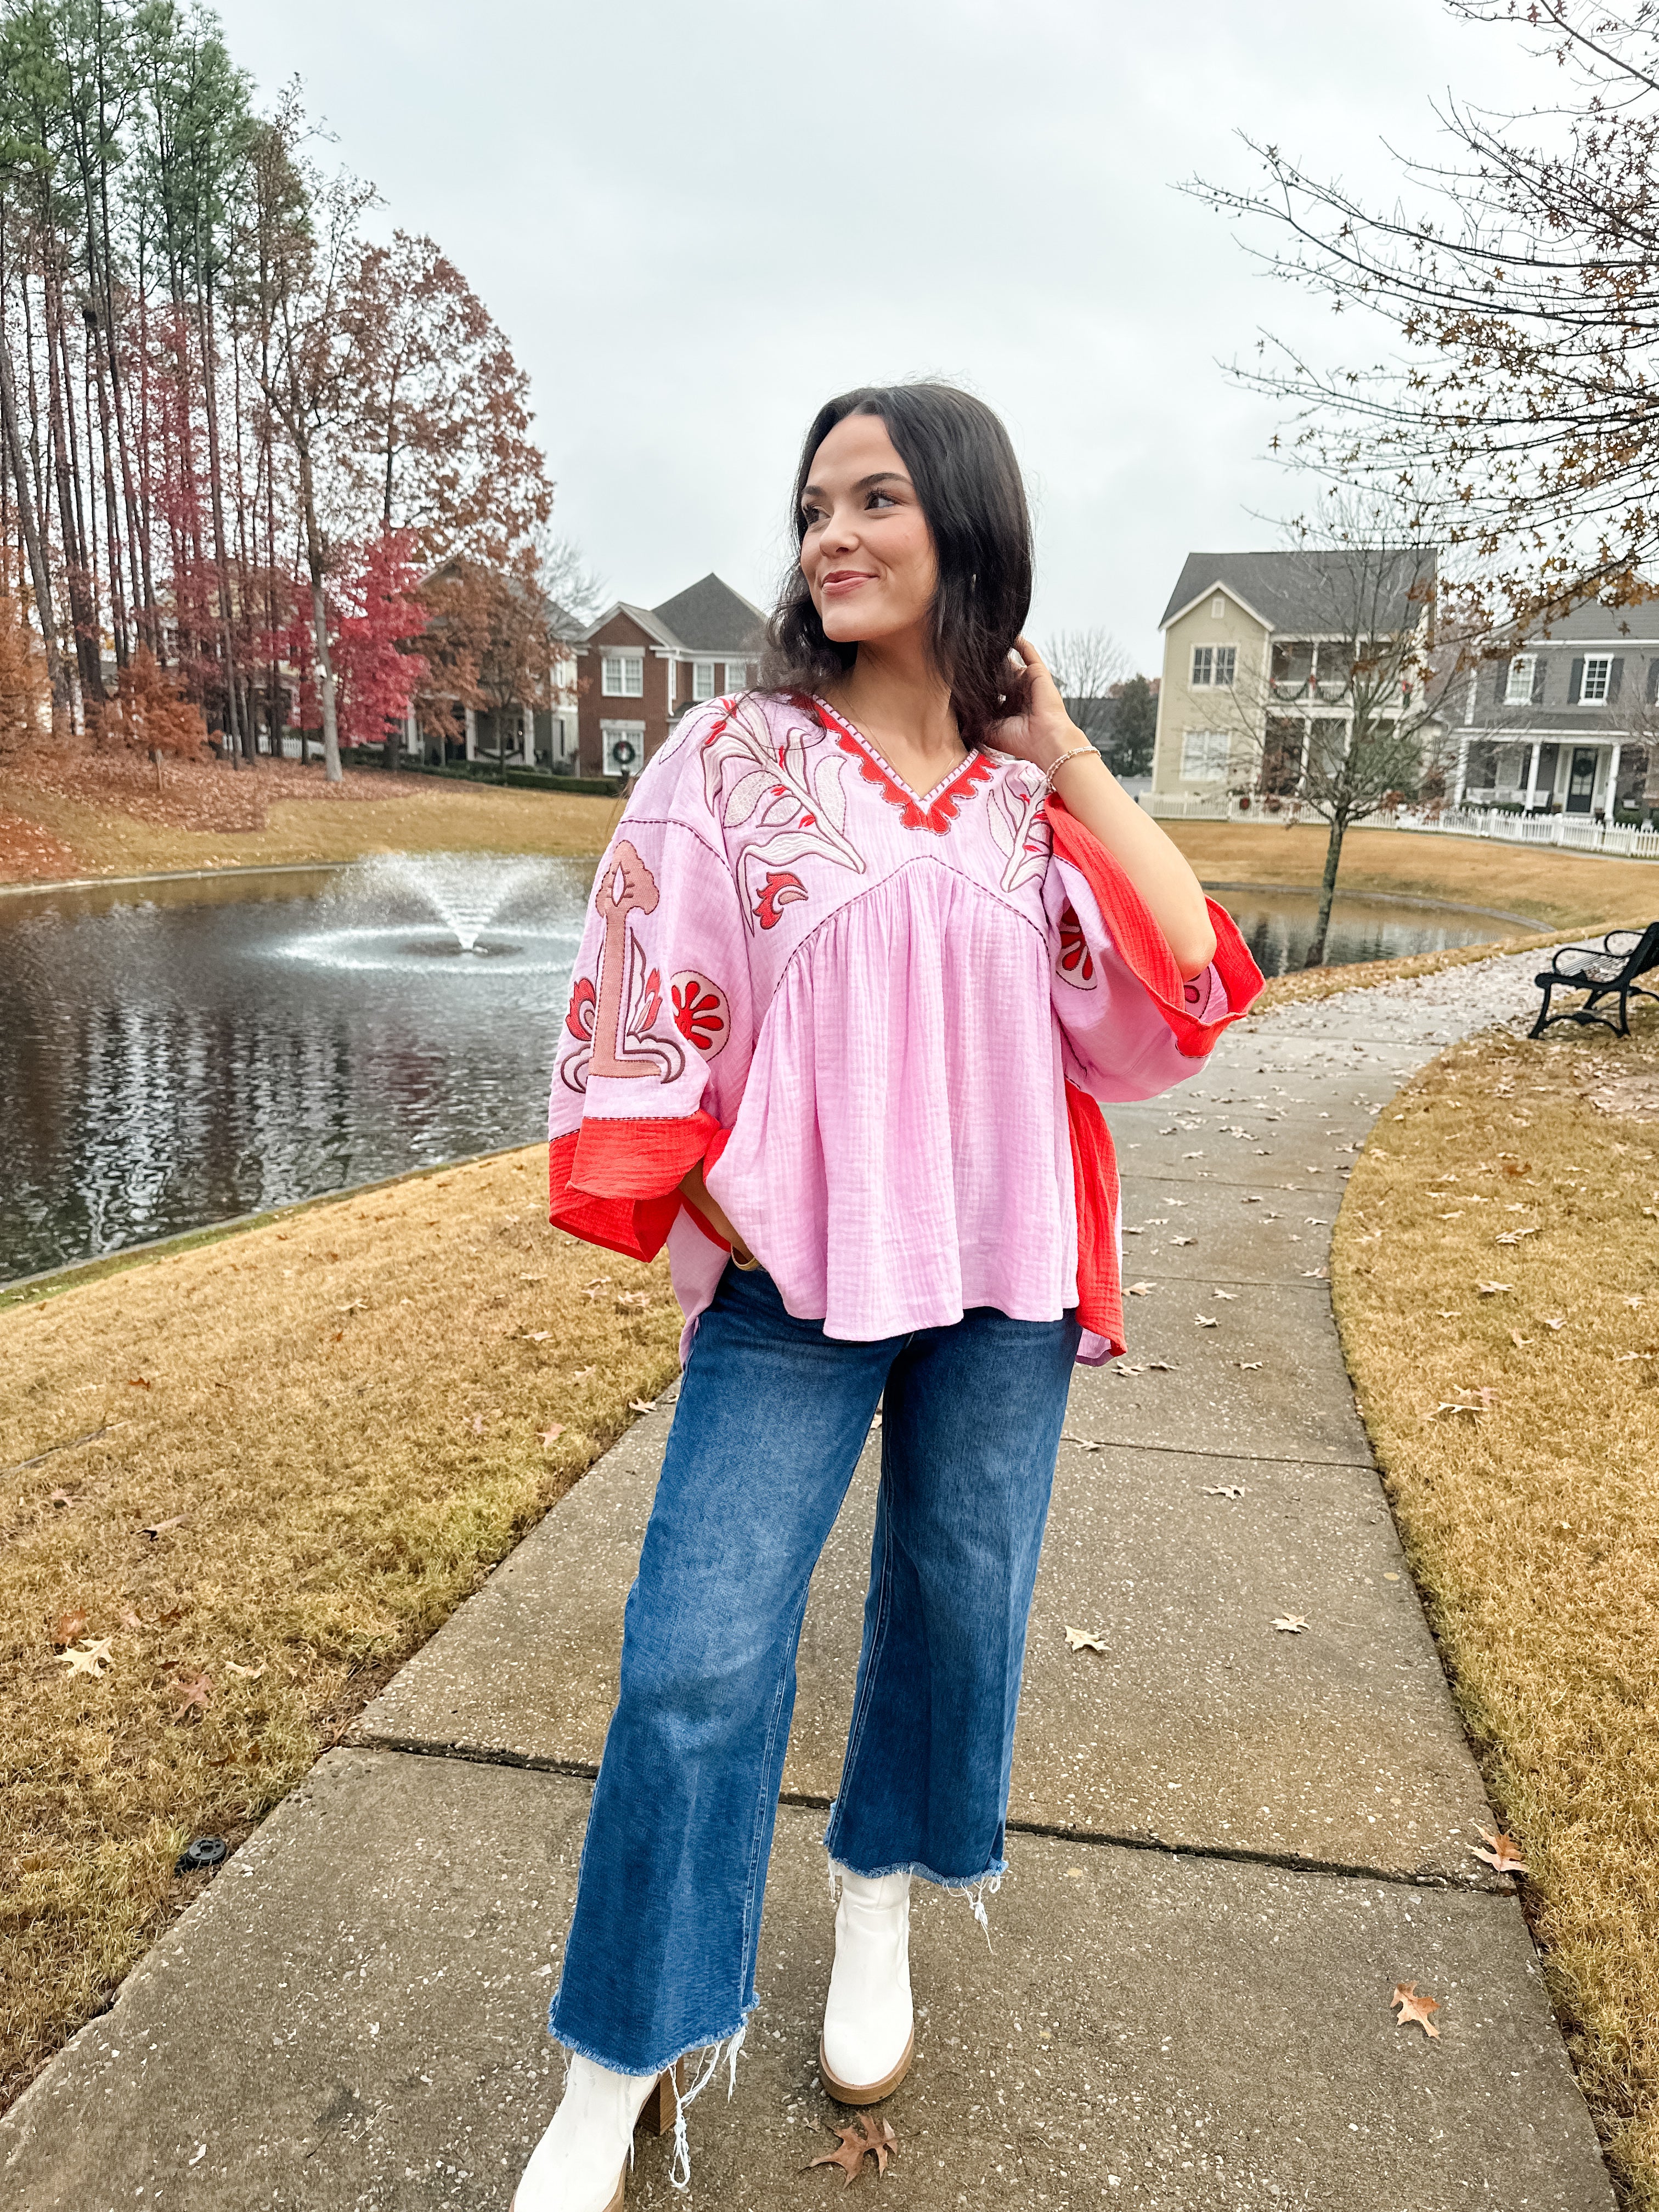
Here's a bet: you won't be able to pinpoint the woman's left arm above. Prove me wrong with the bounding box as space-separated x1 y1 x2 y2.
996 638 1216 978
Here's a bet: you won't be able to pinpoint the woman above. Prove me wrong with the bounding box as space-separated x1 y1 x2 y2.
516 383 1260 2211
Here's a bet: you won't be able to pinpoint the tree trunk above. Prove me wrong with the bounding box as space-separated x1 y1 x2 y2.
196 279 245 767
0 321 67 717
1307 816 1346 968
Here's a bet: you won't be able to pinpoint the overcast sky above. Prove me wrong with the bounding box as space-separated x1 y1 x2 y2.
215 0 1544 670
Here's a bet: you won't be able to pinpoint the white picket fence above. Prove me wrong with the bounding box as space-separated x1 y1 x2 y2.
1139 791 1659 860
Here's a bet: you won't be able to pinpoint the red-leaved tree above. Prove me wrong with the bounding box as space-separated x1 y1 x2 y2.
283 531 427 752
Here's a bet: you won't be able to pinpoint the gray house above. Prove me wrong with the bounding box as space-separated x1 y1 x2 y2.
1452 600 1659 818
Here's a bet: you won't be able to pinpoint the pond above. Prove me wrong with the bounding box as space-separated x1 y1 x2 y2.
0 861 1505 1284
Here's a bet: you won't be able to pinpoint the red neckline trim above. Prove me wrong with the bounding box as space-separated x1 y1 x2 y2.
812 698 994 835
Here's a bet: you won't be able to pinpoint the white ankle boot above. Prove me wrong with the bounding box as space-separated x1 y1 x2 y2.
512 2055 666 2212
819 1866 915 2103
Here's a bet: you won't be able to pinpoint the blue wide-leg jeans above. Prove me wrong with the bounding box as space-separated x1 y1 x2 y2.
547 1261 1081 2076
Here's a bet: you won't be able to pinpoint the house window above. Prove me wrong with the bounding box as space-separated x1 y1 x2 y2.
1581 654 1613 702
1504 654 1536 704
1191 645 1235 688
1211 595 1225 619
1181 730 1230 781
600 720 646 777
724 659 748 693
601 651 644 697
692 659 716 701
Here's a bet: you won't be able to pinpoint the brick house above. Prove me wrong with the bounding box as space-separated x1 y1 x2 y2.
575 572 768 777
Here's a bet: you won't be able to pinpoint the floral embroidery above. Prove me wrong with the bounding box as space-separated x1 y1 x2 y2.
701 694 865 929
671 972 730 1057
819 701 995 834
986 768 1052 891
564 977 597 1040
562 840 686 1092
755 870 808 929
1184 980 1203 1005
633 966 663 1036
1056 903 1096 986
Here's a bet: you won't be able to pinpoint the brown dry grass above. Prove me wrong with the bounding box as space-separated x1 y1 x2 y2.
0 1146 680 2114
0 749 617 883
1169 819 1659 930
1333 1011 1659 2205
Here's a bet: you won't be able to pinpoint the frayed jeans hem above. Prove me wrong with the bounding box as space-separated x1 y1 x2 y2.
825 1849 1009 1891
545 1994 758 2085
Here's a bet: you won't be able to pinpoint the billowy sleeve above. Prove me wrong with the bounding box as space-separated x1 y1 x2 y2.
1043 795 1263 1104
548 720 752 1262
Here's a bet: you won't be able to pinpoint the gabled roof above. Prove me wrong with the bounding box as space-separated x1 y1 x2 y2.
651 573 768 652
1160 549 1437 635
579 600 682 650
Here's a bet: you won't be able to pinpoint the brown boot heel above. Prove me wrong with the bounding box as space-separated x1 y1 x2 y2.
636 2062 684 2138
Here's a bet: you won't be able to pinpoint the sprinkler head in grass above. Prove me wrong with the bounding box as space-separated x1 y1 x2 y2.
176 1836 228 1875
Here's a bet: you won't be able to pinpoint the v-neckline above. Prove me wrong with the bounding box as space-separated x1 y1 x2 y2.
812 696 973 808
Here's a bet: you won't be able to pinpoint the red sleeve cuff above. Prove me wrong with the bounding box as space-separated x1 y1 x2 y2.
548 1111 721 1264
1047 798 1263 1055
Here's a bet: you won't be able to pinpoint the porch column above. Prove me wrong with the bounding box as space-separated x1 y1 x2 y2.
405 707 418 765
1607 741 1623 820
465 706 477 763
1524 740 1542 811
1454 730 1470 806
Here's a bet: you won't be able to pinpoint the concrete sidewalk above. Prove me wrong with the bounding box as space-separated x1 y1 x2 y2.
1 952 1617 2211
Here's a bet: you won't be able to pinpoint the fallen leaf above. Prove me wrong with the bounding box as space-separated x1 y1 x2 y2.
225 1660 266 1680
583 1278 613 1300
139 1514 188 1539
1390 1981 1441 2039
56 1637 114 1678
1272 1615 1309 1633
518 1273 548 1282
1542 1316 1566 1330
336 1300 366 1313
1470 1828 1528 1877
1623 1295 1645 1311
1065 1867 1084 1880
572 1365 596 1380
1205 1485 1245 1498
1495 1228 1538 1246
1064 1625 1108 1652
1213 1289 1238 1301
1126 1281 1154 1297
126 1377 151 1389
1510 1331 1534 1348
810 2114 898 2185
1171 1234 1197 1246
1147 1359 1177 1372
629 1398 656 1414
1237 1359 1262 1369
1476 1281 1513 1296
1196 1315 1218 1327
1435 1310 1462 1319
523 1330 551 1342
52 1609 89 1647
174 1672 213 1719
120 1609 143 1629
539 1425 566 1447
1062 1431 1103 1452
48 1487 74 1508
471 1414 484 1434
1429 1402 1483 1420
1113 1362 1144 1375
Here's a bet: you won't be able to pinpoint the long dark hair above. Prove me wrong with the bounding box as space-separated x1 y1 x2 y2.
760 382 1033 747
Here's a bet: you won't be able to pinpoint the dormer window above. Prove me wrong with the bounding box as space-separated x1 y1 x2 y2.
1504 654 1536 704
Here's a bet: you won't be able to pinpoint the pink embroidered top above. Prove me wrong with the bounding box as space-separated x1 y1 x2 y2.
548 690 1262 1365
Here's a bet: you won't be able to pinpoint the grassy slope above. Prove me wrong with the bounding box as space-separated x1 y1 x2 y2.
0 1148 680 2112
1166 820 1659 931
1333 1015 1659 2205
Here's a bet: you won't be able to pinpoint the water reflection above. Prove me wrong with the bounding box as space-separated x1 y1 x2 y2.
1 857 591 1283
0 865 1503 1284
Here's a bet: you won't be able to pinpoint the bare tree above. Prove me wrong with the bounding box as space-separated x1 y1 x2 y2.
1205 505 1458 964
539 533 605 633
1042 627 1130 752
1188 2 1659 638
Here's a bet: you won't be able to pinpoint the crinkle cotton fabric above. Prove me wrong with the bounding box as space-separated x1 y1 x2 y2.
547 691 1262 1364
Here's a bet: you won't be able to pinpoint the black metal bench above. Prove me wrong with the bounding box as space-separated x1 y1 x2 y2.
1530 922 1659 1037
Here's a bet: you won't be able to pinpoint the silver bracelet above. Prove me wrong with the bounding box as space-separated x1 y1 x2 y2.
1037 742 1098 799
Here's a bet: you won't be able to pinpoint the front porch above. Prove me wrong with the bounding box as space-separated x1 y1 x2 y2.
1454 732 1654 821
